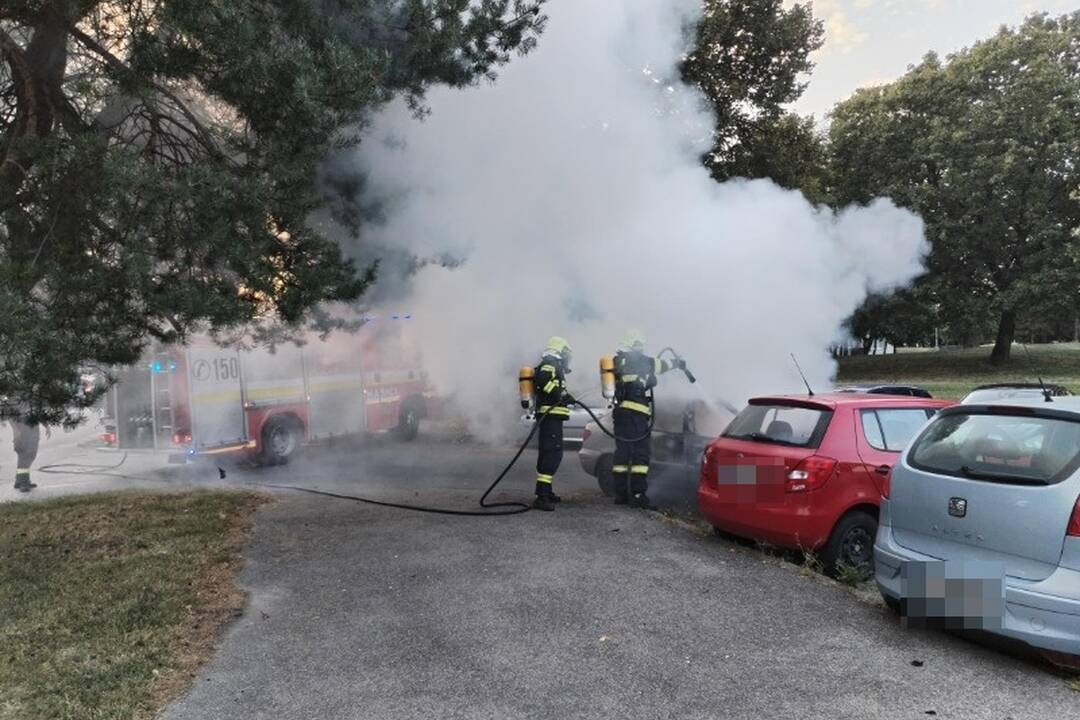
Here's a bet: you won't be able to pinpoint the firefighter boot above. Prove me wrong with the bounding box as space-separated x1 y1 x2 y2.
549 493 562 503
532 494 556 512
14 471 36 493
630 493 655 511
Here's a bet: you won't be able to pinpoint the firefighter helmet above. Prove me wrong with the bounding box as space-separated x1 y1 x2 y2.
622 329 646 351
545 336 572 370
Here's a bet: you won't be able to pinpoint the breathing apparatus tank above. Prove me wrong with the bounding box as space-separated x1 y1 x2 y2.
519 366 536 409
600 356 616 400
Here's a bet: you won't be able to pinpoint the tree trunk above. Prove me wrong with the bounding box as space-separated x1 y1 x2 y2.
989 308 1016 365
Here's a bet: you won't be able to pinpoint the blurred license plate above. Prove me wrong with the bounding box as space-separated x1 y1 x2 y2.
714 459 786 505
900 560 1005 630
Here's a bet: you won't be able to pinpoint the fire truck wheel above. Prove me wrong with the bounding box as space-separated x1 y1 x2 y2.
261 416 300 465
396 405 420 441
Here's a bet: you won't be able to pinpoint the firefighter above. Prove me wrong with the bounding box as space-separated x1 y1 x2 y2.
532 337 573 512
10 419 40 493
611 330 684 509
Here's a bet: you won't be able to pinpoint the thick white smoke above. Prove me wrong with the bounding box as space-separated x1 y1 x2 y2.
347 0 927 439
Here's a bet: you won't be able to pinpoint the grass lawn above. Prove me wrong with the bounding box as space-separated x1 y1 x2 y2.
836 343 1080 401
0 490 263 720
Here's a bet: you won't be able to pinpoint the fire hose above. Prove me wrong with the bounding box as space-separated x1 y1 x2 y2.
37 349 696 517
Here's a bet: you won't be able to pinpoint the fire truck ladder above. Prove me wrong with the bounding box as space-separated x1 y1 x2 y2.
149 353 176 450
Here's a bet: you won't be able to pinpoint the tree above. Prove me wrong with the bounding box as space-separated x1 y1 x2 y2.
830 13 1080 363
0 0 546 425
846 287 938 354
681 0 826 199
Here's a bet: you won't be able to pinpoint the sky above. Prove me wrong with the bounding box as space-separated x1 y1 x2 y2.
789 0 1080 118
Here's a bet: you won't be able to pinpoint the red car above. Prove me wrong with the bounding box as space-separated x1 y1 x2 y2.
698 393 954 572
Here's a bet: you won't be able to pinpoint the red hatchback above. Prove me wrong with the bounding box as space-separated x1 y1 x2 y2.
698 393 954 572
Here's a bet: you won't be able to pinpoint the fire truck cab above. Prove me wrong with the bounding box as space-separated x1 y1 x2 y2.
103 318 432 463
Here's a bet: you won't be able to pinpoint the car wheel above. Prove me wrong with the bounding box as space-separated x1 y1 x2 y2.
821 510 877 577
596 454 615 496
261 416 300 466
396 405 420 441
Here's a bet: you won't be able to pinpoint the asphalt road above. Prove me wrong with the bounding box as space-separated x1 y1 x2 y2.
145 432 1079 720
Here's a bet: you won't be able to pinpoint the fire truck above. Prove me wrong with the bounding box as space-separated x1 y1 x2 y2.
103 317 434 463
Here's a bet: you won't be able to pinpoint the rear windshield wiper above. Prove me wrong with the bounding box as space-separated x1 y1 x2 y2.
729 432 803 447
959 465 1047 485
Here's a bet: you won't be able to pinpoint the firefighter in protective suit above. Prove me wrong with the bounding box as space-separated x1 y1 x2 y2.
9 419 40 493
612 330 684 508
532 337 573 512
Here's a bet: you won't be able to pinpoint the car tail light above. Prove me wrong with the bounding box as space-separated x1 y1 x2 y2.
700 446 717 487
1067 495 1080 538
785 456 837 493
101 432 117 446
172 431 193 447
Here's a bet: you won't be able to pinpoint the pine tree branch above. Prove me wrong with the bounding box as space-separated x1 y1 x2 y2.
69 24 225 162
0 25 39 185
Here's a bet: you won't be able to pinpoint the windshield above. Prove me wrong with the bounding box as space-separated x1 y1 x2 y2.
909 411 1080 485
724 405 832 449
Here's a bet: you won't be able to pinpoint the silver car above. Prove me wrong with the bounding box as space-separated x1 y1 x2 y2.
961 382 1072 404
875 396 1080 664
520 404 608 450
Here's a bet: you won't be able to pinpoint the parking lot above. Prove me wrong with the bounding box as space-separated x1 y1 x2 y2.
126 435 1078 720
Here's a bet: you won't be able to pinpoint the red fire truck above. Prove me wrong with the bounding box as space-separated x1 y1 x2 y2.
103 317 434 463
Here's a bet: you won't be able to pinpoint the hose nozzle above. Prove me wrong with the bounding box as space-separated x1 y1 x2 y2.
660 347 697 384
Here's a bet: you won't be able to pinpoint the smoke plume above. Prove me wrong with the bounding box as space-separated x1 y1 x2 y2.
342 0 927 439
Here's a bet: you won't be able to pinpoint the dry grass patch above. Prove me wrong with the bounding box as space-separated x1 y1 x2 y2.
0 490 264 720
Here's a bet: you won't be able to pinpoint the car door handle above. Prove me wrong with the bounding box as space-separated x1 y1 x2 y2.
874 465 892 476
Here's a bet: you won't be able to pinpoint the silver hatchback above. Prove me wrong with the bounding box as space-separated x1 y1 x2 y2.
875 397 1080 664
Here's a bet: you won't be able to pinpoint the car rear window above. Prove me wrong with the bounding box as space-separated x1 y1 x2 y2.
962 388 1048 404
861 408 933 452
724 404 832 449
909 411 1080 485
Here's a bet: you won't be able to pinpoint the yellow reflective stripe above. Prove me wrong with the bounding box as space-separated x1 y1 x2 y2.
612 465 629 473
15 469 30 475
540 365 556 373
536 474 553 484
543 379 558 393
246 385 305 401
619 400 652 415
309 378 365 394
655 358 665 374
630 465 650 474
621 374 639 382
538 406 571 417
193 390 244 404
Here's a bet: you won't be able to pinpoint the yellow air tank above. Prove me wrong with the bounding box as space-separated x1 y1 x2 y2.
519 366 536 409
600 356 616 400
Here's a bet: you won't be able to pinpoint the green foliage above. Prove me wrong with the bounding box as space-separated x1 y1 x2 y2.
846 287 938 352
0 1 546 424
830 13 1080 362
682 0 826 198
833 559 873 588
